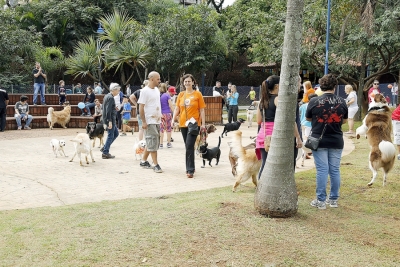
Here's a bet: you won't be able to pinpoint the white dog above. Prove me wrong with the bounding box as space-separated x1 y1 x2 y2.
69 133 95 166
133 138 146 160
50 139 67 158
247 101 259 128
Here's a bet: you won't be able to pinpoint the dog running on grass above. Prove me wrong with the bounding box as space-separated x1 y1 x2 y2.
221 118 245 138
356 93 396 186
50 138 67 158
86 122 105 148
47 102 71 130
69 133 95 166
199 136 221 168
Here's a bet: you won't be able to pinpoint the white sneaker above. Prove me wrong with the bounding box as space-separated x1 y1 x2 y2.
325 199 338 208
310 199 326 210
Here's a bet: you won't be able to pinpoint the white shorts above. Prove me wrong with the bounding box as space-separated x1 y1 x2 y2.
348 106 359 119
393 120 400 145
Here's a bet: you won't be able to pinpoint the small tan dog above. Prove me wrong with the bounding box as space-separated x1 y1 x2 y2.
69 133 95 166
230 130 260 192
247 101 259 128
47 102 71 130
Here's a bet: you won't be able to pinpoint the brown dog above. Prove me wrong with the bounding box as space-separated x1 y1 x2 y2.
356 93 396 186
230 130 260 192
228 141 256 177
47 103 71 130
195 124 217 149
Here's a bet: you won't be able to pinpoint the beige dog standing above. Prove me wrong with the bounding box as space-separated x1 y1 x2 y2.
47 103 71 130
69 133 95 166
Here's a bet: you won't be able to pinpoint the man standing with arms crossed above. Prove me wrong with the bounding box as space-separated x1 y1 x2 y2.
138 71 163 173
101 83 121 159
32 62 47 106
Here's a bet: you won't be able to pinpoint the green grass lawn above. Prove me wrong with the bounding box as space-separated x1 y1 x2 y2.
1 121 400 266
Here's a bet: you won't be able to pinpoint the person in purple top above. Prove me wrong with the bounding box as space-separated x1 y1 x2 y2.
159 83 175 148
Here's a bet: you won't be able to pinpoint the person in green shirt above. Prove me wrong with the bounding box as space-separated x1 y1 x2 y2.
246 86 256 104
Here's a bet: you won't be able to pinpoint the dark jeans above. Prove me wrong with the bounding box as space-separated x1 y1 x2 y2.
82 102 95 116
228 105 238 123
180 127 199 174
117 108 123 129
103 125 119 154
0 107 6 131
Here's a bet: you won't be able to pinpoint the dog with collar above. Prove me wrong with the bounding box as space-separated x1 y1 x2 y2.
86 122 105 148
356 93 396 186
221 118 245 138
199 136 221 168
50 138 67 158
133 138 146 160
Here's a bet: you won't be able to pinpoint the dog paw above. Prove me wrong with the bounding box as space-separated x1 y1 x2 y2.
367 182 373 186
356 134 360 139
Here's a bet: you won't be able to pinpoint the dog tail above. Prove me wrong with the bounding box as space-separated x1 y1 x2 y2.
48 107 54 115
217 136 221 148
379 141 396 162
230 130 246 159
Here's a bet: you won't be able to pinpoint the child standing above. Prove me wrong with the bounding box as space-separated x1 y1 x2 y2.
58 80 66 105
120 95 134 136
93 99 102 123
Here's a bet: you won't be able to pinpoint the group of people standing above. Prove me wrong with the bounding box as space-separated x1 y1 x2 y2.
256 74 349 210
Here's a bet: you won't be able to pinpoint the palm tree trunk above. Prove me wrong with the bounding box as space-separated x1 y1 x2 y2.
254 0 304 218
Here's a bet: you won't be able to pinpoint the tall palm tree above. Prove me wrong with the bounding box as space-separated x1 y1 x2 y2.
65 36 104 82
254 0 305 218
99 9 151 86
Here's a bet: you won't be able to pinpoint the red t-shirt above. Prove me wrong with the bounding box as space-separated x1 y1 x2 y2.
392 105 400 121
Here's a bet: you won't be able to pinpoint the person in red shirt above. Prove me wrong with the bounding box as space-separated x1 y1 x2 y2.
368 80 381 107
392 104 400 160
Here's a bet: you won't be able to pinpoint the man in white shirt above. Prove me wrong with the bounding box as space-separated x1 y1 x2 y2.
138 71 163 173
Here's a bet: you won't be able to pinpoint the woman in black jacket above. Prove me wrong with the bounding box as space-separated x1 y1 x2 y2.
80 86 96 116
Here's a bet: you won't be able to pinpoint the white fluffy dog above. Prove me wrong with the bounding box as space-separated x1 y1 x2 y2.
50 139 67 158
133 138 146 160
69 133 95 166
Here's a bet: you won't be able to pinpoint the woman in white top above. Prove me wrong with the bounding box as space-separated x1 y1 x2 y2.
344 85 358 134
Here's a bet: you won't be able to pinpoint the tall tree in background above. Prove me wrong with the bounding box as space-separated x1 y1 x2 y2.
254 0 304 217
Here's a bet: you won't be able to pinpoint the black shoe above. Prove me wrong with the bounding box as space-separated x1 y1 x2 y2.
153 164 163 173
100 147 104 152
102 153 115 159
140 161 152 168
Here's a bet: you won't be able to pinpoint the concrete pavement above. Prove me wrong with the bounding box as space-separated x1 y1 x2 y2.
0 123 354 211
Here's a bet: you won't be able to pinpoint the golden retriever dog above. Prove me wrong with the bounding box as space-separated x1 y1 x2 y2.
47 103 71 130
228 141 256 177
356 93 396 186
195 124 217 150
230 130 261 192
69 133 95 166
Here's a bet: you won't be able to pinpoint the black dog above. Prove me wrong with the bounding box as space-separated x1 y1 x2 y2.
221 118 245 138
199 136 221 168
86 122 105 148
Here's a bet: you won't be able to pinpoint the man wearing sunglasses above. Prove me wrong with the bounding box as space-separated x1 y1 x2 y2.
368 80 381 108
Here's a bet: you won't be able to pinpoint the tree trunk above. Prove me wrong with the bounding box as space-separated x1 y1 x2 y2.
358 52 367 119
254 0 304 218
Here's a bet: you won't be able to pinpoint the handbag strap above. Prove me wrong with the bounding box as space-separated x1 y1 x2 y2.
309 105 337 140
184 92 188 122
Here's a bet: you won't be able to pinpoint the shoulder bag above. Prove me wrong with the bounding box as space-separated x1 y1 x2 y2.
184 92 199 136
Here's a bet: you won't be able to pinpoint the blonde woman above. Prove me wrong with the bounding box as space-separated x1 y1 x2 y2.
227 85 239 123
344 85 358 134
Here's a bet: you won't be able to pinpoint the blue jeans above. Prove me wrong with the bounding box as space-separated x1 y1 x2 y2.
15 114 33 127
33 83 46 104
392 95 398 106
103 125 119 154
81 102 96 115
312 148 343 201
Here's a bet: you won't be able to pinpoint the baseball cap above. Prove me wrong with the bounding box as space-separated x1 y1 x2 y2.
168 86 177 94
